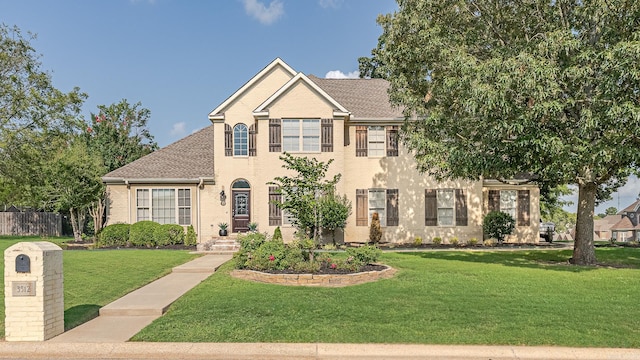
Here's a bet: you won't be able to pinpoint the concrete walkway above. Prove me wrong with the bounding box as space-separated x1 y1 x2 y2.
1 342 639 359
48 254 232 343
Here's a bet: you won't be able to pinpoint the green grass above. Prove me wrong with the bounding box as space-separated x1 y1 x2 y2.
133 248 640 348
0 236 198 337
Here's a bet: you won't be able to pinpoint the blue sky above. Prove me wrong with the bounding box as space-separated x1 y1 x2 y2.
1 0 637 214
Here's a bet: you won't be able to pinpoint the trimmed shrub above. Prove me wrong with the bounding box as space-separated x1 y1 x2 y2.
468 237 479 246
346 245 382 265
166 224 185 245
369 212 382 244
234 232 268 269
273 226 282 242
413 236 423 246
185 225 197 246
154 225 171 246
483 211 515 243
97 223 130 247
449 237 459 246
432 236 442 245
129 221 161 247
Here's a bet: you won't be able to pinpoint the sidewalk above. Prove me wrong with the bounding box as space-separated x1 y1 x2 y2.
1 342 639 359
48 254 232 343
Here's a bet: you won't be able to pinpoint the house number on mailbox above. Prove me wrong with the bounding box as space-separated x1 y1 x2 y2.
15 254 30 273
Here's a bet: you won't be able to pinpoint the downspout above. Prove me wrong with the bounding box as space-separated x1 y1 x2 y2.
125 180 131 223
197 177 204 244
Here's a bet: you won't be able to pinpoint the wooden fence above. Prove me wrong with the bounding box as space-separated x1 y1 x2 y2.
0 212 62 237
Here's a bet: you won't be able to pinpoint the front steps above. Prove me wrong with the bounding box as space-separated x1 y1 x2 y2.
197 237 240 254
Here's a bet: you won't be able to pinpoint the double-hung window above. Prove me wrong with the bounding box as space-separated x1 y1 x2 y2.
499 190 517 220
368 126 385 157
436 189 455 226
282 119 320 152
136 188 191 225
368 189 387 227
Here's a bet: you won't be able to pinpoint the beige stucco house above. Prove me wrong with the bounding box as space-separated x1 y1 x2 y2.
103 58 540 244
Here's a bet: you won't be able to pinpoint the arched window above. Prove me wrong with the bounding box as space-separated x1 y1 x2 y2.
233 123 248 156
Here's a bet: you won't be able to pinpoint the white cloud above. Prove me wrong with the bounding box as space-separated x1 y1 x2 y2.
325 70 360 79
242 0 284 25
319 0 342 9
169 122 187 136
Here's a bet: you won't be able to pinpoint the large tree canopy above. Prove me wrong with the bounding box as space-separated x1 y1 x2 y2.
0 24 86 205
365 0 640 265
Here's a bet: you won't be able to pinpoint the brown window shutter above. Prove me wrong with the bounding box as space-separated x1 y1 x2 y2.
224 124 232 156
249 124 257 156
269 119 281 152
386 189 399 226
321 119 333 152
356 189 368 226
269 186 281 226
425 189 437 226
455 189 468 226
386 126 399 157
355 126 367 157
488 190 500 212
517 190 530 226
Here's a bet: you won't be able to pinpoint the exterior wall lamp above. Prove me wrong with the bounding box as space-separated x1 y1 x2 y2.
220 189 226 206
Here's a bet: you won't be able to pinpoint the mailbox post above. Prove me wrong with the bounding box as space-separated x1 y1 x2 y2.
4 242 63 341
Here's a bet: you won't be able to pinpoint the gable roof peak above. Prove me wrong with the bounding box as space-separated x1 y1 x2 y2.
208 58 297 119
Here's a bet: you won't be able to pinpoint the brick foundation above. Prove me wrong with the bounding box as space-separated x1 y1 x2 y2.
230 265 396 287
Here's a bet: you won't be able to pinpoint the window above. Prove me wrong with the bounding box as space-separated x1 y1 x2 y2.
356 126 399 157
368 126 385 157
137 189 150 221
368 189 387 227
178 189 191 225
500 190 517 220
356 189 399 227
152 189 176 224
425 189 468 226
437 190 454 226
282 119 320 152
135 188 191 225
233 124 248 156
487 189 530 226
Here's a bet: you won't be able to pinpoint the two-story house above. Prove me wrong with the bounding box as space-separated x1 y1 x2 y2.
103 58 540 244
610 200 640 242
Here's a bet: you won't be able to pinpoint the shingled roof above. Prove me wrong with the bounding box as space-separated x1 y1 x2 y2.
103 125 214 182
308 75 404 119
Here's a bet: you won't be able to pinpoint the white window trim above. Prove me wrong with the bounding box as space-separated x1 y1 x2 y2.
233 123 249 157
367 126 385 158
135 188 192 225
500 190 517 220
368 188 387 227
282 118 321 153
436 189 455 227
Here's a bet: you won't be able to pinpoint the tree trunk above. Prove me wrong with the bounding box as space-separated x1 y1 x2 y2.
69 207 82 242
89 196 105 241
572 182 597 265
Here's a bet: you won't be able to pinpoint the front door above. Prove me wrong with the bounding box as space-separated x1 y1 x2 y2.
232 190 250 233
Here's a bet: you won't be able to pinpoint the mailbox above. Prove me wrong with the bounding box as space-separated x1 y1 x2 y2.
15 254 30 273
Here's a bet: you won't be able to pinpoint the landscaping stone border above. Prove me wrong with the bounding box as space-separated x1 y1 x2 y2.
230 265 396 287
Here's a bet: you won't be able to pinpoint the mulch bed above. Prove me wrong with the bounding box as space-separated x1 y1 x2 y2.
259 264 387 275
63 242 197 251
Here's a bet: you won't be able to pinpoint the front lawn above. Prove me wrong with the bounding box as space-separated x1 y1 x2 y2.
133 248 640 348
0 236 198 337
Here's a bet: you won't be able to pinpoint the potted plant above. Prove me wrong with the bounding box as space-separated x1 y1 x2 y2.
218 222 228 236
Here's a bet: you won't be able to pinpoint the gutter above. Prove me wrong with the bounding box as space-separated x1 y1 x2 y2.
102 177 215 185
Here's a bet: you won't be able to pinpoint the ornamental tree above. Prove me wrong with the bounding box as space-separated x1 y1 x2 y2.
362 0 640 265
84 99 158 234
268 153 342 243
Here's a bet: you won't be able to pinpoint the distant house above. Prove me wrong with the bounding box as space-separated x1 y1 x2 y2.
594 215 624 241
610 200 640 242
102 58 540 244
